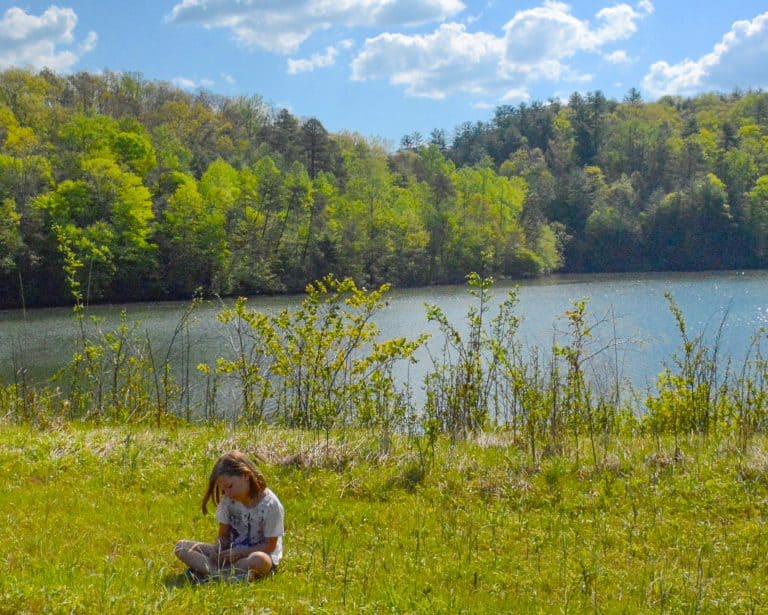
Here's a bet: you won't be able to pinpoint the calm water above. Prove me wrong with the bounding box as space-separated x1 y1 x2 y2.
2 271 768 407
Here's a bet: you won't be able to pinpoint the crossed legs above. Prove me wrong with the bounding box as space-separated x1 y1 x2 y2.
174 540 274 579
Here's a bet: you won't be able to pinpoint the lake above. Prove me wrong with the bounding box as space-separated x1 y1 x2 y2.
2 270 767 410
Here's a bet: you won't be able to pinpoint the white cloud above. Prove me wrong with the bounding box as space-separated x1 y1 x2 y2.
221 72 236 85
0 6 96 71
604 49 630 64
172 76 215 89
351 23 506 99
643 11 768 97
287 39 353 74
637 0 654 15
288 47 338 74
168 0 465 54
501 87 531 102
594 4 640 43
501 1 642 77
352 2 647 100
80 31 98 54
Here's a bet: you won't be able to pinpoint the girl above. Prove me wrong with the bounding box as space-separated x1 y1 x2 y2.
174 451 285 582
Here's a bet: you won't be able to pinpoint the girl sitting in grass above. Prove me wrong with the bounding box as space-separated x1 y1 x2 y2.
174 451 285 582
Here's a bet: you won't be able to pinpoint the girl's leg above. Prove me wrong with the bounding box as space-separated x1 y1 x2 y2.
232 551 273 580
173 540 221 575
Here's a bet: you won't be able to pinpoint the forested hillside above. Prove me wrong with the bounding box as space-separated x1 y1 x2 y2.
0 69 767 308
440 88 768 273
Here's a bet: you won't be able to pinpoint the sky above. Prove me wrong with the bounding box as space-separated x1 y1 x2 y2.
2 1 768 145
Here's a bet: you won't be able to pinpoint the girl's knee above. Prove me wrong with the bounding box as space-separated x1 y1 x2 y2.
173 540 189 555
243 552 273 578
174 539 203 557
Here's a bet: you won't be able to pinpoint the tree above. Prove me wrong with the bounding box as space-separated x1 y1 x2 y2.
275 161 312 269
418 146 456 280
448 163 527 278
584 206 641 271
157 174 227 296
501 146 555 246
429 128 447 152
451 121 489 167
33 157 156 301
199 158 241 214
151 124 193 191
745 176 768 265
225 155 289 294
400 131 423 151
220 94 269 165
643 174 737 270
267 108 301 167
0 197 22 273
569 91 611 166
624 87 642 105
57 114 120 178
546 109 575 178
299 172 336 282
336 133 395 284
301 118 336 179
0 105 38 156
112 130 156 178
0 69 54 135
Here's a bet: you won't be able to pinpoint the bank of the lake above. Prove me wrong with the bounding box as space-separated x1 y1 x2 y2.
3 421 768 613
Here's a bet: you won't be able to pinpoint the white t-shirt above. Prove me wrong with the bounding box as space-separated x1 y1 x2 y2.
215 488 285 565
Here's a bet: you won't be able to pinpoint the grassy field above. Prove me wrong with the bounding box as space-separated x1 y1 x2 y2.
3 421 768 613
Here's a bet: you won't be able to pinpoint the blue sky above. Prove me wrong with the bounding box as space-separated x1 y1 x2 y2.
2 1 768 144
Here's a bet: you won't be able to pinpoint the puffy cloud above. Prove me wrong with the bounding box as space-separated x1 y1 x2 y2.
594 4 640 43
168 0 464 54
502 1 642 77
287 39 353 74
288 47 339 74
351 23 506 99
172 76 215 89
643 11 768 97
0 6 96 71
501 87 531 102
80 31 98 54
604 49 630 64
353 2 648 99
637 0 654 15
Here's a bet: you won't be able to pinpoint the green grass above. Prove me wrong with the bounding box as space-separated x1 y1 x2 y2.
3 422 768 613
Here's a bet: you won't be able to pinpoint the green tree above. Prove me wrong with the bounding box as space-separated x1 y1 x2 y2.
745 176 768 265
501 146 556 250
226 156 285 294
275 161 313 283
0 197 21 273
157 174 228 296
301 118 338 179
112 130 156 179
300 172 336 281
34 157 156 300
584 206 641 271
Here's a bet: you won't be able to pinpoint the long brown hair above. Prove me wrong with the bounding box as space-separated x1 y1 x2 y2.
201 451 267 514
